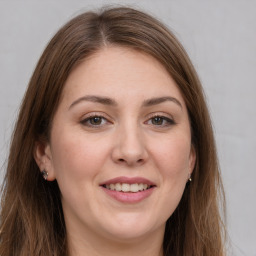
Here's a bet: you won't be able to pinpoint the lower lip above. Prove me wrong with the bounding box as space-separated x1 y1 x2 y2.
101 186 155 203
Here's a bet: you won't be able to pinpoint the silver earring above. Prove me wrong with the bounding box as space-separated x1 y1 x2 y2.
41 170 48 180
188 174 192 182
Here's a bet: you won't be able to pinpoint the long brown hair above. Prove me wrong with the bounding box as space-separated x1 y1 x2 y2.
0 6 226 256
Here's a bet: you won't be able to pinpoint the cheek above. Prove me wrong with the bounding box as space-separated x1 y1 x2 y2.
50 130 109 182
147 135 192 221
150 135 192 180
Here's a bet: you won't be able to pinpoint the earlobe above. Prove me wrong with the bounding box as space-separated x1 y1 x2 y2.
34 141 56 181
187 146 196 182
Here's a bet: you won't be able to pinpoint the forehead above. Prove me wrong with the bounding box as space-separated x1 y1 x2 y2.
61 46 185 106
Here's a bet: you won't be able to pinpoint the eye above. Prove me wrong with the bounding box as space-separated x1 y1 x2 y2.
146 115 175 127
80 114 110 127
151 116 165 125
88 116 104 125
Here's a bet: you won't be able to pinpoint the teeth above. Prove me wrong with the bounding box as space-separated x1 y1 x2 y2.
115 183 122 191
130 184 139 192
104 183 151 192
138 183 144 191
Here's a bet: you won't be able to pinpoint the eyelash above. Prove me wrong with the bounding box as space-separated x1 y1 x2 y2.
145 114 176 127
80 114 110 128
80 113 176 128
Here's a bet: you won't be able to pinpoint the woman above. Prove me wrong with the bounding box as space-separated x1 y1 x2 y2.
0 6 226 256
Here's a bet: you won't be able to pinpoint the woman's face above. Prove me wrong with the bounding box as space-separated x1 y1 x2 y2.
42 46 195 243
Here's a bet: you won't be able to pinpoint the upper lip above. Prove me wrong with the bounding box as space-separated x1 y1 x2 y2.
100 176 156 186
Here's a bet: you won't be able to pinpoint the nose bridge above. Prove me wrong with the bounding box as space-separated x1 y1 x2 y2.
112 118 148 165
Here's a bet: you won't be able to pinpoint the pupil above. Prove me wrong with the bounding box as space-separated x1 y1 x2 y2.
91 117 102 125
153 117 163 125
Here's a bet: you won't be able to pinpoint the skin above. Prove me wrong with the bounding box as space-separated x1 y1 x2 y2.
35 46 196 256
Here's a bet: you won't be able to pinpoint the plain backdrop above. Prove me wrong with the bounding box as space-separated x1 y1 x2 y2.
0 0 255 255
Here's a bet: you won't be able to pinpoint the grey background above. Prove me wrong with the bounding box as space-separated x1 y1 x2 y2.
0 0 255 255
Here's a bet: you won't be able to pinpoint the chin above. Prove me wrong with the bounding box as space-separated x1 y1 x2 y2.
98 213 165 242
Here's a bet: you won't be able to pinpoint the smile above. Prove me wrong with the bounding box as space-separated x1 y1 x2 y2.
102 183 153 193
100 176 156 203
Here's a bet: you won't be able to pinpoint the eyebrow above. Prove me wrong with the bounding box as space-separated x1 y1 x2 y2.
69 95 182 109
69 95 117 109
142 96 182 109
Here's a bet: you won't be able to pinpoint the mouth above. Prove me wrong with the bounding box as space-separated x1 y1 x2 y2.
101 183 155 193
100 177 156 203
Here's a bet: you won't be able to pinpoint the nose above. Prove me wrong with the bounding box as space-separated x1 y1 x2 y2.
111 124 148 166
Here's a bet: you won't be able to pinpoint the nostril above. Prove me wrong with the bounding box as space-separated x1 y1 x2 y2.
115 154 146 165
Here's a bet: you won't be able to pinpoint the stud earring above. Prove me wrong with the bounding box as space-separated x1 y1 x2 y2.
188 174 192 182
41 170 48 180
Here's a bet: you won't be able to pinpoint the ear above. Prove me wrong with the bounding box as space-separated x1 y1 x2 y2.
34 140 56 181
188 145 196 175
